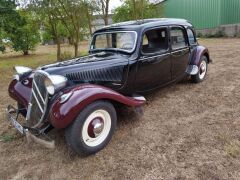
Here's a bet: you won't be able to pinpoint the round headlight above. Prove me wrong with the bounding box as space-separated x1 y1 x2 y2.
44 75 67 95
44 78 55 95
14 66 32 75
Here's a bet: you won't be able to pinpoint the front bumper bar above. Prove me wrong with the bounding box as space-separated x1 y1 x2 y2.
6 105 55 149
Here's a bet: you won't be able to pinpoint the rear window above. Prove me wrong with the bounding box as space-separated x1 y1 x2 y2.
187 29 197 45
170 27 187 50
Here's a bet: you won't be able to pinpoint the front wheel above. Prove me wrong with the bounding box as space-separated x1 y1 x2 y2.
191 56 208 83
65 101 117 155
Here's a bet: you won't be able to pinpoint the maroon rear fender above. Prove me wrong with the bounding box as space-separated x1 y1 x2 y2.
49 84 146 129
190 45 211 66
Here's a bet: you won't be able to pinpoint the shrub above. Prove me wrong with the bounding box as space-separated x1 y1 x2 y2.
214 30 225 38
235 32 240 38
197 32 203 38
59 51 73 61
0 44 6 53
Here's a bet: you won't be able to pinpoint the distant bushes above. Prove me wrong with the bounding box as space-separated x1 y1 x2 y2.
59 51 73 61
235 32 240 38
197 30 226 38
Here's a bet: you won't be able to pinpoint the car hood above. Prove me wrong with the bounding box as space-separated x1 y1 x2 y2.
39 52 129 84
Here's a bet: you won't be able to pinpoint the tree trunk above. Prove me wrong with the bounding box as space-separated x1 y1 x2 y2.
86 10 93 35
104 16 108 26
23 50 29 55
74 42 78 57
56 39 61 61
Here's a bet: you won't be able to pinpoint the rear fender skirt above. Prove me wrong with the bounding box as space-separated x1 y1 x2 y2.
49 84 146 129
186 46 211 75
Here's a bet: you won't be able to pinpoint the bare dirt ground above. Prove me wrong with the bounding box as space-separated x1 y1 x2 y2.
0 38 240 179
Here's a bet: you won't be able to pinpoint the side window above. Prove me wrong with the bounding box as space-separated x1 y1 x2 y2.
187 29 196 45
141 27 169 54
170 27 187 50
95 34 113 48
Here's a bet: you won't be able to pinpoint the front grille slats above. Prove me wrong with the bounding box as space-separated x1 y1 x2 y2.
32 80 45 104
32 90 44 113
26 71 49 128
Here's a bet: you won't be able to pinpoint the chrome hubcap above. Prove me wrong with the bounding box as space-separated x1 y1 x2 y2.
93 121 104 137
82 109 111 147
199 61 207 80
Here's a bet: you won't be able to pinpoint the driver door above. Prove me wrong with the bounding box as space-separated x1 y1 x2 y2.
135 27 171 92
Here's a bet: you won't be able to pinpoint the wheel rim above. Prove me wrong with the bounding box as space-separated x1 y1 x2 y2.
199 61 207 80
82 109 111 147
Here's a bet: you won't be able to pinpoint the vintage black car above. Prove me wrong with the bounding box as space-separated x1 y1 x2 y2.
6 18 211 155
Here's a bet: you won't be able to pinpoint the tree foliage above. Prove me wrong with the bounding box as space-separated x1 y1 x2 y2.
112 0 160 23
29 0 70 60
0 1 40 55
10 10 40 55
54 0 92 57
0 0 23 53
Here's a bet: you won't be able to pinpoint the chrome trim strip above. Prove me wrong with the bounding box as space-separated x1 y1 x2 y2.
140 53 171 60
26 103 32 121
33 80 45 104
32 90 44 113
171 48 189 53
90 31 138 53
140 48 189 60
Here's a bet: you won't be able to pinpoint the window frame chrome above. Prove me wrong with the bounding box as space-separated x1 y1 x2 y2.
90 30 138 53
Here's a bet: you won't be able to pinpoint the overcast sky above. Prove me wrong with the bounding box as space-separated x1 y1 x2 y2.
109 0 123 11
109 0 163 12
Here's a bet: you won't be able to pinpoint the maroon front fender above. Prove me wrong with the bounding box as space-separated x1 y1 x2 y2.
49 84 146 129
8 79 32 108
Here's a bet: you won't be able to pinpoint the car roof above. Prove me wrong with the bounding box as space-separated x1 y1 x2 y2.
94 18 193 33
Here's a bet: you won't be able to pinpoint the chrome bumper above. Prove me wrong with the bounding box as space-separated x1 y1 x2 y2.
6 105 26 134
5 105 55 149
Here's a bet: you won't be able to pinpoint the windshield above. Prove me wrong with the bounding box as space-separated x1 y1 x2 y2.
90 31 137 53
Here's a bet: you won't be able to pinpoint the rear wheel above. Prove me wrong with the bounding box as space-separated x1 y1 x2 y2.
65 101 117 155
191 56 208 83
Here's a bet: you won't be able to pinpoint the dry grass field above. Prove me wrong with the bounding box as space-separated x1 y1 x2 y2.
0 38 240 179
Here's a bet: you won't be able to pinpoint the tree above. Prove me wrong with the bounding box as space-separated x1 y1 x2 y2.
55 0 89 57
10 10 40 55
0 0 23 53
0 28 6 53
29 0 69 60
99 0 111 26
30 0 94 58
83 0 98 36
112 0 160 23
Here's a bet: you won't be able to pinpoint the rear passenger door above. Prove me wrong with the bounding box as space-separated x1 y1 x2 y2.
170 26 190 80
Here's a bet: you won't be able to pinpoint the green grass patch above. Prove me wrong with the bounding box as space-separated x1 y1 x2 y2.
0 45 89 85
0 134 16 142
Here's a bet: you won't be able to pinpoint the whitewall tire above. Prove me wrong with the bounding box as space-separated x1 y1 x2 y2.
65 101 117 155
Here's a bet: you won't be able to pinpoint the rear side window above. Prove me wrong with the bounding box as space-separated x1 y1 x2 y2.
170 27 187 50
187 29 196 45
141 27 169 54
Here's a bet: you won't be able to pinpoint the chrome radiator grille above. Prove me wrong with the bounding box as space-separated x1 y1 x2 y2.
26 71 49 128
